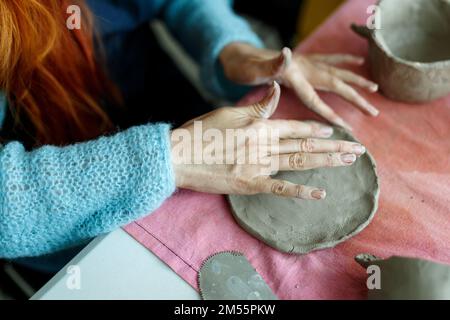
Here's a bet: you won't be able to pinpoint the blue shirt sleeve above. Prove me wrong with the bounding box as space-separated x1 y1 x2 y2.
86 0 159 34
0 123 175 258
161 0 264 100
87 0 264 100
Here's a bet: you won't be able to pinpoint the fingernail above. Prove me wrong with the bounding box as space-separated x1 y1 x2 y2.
366 103 380 116
352 144 366 155
318 126 333 137
281 47 292 67
272 80 279 89
370 84 379 92
355 57 365 65
311 189 326 200
341 153 357 164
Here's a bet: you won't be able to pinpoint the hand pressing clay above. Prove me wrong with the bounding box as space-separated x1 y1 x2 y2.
228 127 379 254
356 254 450 300
198 251 277 300
352 0 450 103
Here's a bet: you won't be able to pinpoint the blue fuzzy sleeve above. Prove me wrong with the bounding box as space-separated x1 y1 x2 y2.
0 124 175 258
162 0 264 100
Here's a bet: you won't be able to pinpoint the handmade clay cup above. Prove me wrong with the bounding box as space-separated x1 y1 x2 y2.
352 0 450 103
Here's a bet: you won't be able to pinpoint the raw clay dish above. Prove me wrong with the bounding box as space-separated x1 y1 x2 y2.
352 0 450 103
228 128 380 254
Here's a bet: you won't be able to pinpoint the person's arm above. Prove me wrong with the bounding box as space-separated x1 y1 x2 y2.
0 124 175 259
161 0 264 100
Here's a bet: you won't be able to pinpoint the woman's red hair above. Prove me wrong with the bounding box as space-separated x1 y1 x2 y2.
0 0 119 146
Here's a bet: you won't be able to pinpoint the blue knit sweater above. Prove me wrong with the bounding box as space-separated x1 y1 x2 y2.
0 0 262 261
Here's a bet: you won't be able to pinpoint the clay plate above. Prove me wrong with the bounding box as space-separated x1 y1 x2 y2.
228 128 380 254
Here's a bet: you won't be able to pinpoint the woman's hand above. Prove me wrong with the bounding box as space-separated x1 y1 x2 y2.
220 43 379 130
171 82 366 199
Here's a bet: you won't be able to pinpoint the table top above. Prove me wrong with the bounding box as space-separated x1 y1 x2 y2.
32 229 199 300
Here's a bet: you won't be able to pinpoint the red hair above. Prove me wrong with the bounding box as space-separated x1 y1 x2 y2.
0 0 120 146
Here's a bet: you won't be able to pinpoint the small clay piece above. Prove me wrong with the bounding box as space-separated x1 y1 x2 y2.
228 128 379 254
355 254 450 300
352 0 450 103
198 251 277 300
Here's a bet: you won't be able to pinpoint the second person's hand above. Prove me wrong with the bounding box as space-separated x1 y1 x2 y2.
220 43 379 130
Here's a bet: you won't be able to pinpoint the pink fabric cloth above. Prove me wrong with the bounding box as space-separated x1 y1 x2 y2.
124 0 450 299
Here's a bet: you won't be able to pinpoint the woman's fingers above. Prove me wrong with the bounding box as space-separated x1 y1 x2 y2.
245 81 281 118
289 73 352 130
254 177 326 200
244 47 292 85
275 138 366 155
263 120 334 139
324 66 378 92
326 78 379 116
309 54 365 66
277 152 357 171
259 47 292 80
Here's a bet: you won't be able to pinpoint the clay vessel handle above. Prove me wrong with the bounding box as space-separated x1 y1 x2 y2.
351 24 372 39
355 253 381 268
